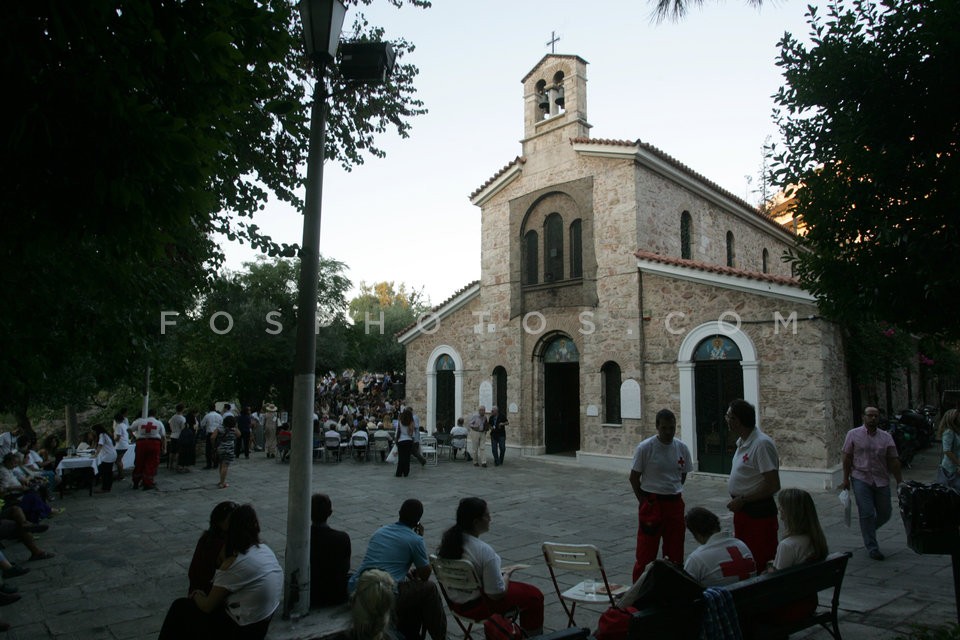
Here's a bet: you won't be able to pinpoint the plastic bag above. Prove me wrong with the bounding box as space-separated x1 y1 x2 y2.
385 445 399 464
838 489 851 527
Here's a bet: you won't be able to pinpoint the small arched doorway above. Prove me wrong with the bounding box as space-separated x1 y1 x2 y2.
542 336 580 454
493 366 508 414
434 354 456 431
693 335 743 474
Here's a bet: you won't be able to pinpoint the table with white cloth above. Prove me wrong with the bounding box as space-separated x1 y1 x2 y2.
55 455 98 497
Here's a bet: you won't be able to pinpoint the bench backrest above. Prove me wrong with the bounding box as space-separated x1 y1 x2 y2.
725 551 851 617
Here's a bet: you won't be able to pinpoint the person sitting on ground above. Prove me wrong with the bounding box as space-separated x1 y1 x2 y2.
438 497 544 636
310 493 351 607
188 501 238 594
159 504 282 639
331 569 398 640
449 418 470 461
682 506 756 586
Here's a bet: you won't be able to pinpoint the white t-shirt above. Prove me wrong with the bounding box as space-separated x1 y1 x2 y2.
727 428 779 497
772 534 815 570
97 432 118 464
168 413 186 439
683 531 756 586
130 417 165 440
201 411 223 435
631 435 691 495
214 544 283 627
447 534 505 603
113 421 130 449
352 431 369 445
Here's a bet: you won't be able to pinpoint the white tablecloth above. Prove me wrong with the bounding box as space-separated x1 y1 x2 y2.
55 456 98 477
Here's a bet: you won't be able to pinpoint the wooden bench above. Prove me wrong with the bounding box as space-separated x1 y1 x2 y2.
628 551 852 639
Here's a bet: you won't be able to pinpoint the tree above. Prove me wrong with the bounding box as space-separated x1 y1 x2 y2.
347 281 428 372
649 0 762 21
153 256 351 410
771 0 960 339
0 1 429 428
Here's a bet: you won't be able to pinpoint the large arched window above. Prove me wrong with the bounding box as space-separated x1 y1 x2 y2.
569 219 583 278
726 231 736 267
544 213 564 282
523 231 539 285
601 361 622 424
680 211 692 260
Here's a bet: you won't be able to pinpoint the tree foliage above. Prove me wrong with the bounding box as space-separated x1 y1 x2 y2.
772 0 960 338
153 256 351 410
648 0 762 22
0 0 428 423
348 281 428 373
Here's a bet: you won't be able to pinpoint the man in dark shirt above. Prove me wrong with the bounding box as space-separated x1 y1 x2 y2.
310 493 351 607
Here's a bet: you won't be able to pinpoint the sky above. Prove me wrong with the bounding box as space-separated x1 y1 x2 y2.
223 0 815 307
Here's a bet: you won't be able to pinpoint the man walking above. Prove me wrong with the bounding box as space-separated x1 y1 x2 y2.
725 399 781 570
841 406 903 560
348 499 447 640
200 404 222 470
629 408 691 580
489 406 508 466
468 405 489 468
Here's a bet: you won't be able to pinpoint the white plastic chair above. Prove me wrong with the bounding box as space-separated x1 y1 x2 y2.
420 436 438 465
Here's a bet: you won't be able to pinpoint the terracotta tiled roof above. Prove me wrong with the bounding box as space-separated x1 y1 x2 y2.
469 156 526 200
395 280 481 339
634 250 800 287
570 137 796 239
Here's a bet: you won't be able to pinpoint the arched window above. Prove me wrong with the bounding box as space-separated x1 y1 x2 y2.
762 248 769 274
680 211 692 260
544 213 564 282
523 230 538 285
726 231 735 267
569 219 583 278
601 361 622 424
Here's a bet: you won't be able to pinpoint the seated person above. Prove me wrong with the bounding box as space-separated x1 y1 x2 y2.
351 426 369 461
330 569 396 640
449 419 470 461
188 501 238 594
324 424 342 460
371 423 394 462
438 497 543 636
310 493 351 607
682 507 756 586
159 504 282 639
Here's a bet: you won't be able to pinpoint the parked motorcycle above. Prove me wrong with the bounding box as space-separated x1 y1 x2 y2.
898 407 935 451
880 414 919 467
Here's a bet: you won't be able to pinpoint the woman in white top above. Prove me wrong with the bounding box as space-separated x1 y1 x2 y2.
112 411 130 480
158 504 282 639
437 497 544 635
93 424 117 493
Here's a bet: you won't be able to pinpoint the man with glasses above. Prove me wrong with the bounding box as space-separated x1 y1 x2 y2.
725 399 781 570
841 407 903 560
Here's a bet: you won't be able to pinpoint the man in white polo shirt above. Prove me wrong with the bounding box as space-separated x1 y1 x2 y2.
725 399 781 571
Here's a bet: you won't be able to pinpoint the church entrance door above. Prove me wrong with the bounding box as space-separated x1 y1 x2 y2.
435 370 455 431
694 362 743 474
544 363 580 454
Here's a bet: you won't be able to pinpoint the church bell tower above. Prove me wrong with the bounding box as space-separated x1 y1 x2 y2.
521 54 591 155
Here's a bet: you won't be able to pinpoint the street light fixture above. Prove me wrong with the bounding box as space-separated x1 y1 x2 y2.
284 0 346 622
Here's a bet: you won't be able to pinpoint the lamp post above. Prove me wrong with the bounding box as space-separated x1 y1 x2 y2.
284 0 346 621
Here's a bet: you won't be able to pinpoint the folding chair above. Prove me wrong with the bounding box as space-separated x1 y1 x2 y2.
324 435 342 462
449 435 468 460
541 542 627 627
351 435 369 462
419 436 438 465
372 435 391 462
429 554 521 639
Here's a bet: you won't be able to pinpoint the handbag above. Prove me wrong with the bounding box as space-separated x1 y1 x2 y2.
483 613 523 639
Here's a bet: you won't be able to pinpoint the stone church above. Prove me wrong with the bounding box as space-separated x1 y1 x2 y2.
398 54 852 489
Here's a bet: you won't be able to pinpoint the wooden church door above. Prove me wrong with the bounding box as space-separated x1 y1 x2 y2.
693 336 743 474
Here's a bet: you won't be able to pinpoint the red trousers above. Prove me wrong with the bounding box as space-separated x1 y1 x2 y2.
733 511 779 571
451 581 544 633
633 495 685 581
132 438 162 488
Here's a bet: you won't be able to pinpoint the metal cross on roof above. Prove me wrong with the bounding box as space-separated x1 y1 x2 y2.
546 31 560 53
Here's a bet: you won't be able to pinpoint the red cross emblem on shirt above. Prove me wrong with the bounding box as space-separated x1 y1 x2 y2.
742 453 750 463
677 456 685 468
719 546 756 580
142 422 158 435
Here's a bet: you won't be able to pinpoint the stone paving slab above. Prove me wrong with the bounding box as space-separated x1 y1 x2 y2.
0 446 953 639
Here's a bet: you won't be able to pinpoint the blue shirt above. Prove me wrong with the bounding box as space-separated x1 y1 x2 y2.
347 522 428 593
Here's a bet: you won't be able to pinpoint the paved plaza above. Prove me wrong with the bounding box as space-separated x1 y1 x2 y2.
1 443 955 639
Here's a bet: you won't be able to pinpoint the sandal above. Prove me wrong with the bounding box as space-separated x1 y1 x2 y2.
218 483 229 489
28 551 55 561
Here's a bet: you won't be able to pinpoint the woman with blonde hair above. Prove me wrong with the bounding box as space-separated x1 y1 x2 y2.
770 488 829 571
936 409 960 490
349 569 397 640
